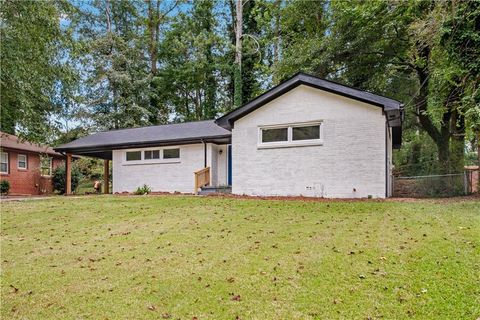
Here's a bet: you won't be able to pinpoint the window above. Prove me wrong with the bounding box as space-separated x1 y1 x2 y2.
259 122 323 148
261 128 288 143
0 152 8 174
163 148 180 159
292 125 320 141
144 150 160 160
126 151 141 161
18 154 27 169
40 156 52 176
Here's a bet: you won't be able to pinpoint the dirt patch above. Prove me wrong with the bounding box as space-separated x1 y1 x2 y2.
107 191 480 203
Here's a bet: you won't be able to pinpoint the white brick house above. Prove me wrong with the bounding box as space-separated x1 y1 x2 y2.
56 73 403 198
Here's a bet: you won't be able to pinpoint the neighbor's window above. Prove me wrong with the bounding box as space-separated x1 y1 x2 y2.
292 125 320 141
18 154 27 169
261 127 288 143
163 148 180 159
144 150 160 160
40 156 52 176
0 152 8 173
126 151 141 161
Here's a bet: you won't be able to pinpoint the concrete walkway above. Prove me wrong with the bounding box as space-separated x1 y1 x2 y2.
0 195 56 202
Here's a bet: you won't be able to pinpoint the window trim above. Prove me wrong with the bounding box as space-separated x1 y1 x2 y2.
17 154 28 170
40 156 52 177
122 147 181 165
257 121 324 149
0 151 8 174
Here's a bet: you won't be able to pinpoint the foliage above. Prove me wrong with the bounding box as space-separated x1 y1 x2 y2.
1 0 478 174
0 0 77 142
1 196 479 318
74 157 104 181
0 180 10 195
134 184 151 195
52 163 82 194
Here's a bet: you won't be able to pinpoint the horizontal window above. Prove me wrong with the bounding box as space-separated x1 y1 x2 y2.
258 122 323 148
18 154 27 169
292 125 320 141
163 148 180 159
144 150 160 160
126 151 141 161
261 128 288 143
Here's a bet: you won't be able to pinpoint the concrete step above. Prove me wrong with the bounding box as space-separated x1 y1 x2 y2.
199 186 232 195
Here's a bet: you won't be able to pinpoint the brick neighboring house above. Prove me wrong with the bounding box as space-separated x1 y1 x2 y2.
0 132 65 195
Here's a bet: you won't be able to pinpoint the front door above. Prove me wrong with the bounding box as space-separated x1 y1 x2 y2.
227 145 232 186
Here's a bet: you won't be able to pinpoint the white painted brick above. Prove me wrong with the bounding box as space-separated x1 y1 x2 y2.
232 85 389 198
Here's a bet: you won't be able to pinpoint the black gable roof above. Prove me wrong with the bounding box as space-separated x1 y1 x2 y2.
215 72 403 130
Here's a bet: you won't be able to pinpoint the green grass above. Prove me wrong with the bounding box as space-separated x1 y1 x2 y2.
1 196 479 319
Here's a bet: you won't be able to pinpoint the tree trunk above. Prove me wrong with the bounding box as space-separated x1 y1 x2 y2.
233 0 243 108
272 0 281 83
478 131 480 191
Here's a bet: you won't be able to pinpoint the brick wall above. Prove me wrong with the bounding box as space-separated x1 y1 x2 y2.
232 85 389 198
0 148 64 195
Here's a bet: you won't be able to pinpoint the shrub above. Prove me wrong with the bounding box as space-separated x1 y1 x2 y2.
0 180 10 195
52 164 82 194
134 184 151 195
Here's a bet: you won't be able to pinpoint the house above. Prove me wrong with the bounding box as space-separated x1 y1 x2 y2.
0 132 66 195
55 73 403 198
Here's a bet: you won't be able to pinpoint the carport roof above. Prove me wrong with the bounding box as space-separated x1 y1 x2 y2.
54 120 231 159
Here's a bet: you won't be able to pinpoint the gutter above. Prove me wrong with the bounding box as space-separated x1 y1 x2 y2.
54 134 232 154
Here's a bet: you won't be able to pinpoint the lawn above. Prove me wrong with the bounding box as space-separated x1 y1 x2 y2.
1 196 479 319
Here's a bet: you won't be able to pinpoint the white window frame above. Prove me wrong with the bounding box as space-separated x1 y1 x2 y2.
258 121 324 149
0 151 8 174
40 156 52 177
18 154 27 170
122 147 181 165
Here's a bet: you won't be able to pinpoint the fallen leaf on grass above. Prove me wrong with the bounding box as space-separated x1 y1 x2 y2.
231 295 241 301
147 305 156 311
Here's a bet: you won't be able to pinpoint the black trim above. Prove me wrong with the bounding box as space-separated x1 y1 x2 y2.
216 72 403 130
203 141 207 168
392 126 402 149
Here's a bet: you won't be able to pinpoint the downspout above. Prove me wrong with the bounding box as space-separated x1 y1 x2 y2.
385 120 388 198
203 140 207 168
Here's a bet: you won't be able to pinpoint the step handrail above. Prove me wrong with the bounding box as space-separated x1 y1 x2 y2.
194 166 210 194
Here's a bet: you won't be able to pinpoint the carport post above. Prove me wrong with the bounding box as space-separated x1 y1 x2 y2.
104 159 109 194
66 153 72 195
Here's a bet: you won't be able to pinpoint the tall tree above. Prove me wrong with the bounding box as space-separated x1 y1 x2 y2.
158 0 221 121
233 0 243 107
76 0 151 130
0 0 76 142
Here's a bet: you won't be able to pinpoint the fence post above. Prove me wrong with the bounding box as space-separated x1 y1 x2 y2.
463 171 468 195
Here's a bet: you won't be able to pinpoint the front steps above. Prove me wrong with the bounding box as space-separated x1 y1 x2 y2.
199 186 232 195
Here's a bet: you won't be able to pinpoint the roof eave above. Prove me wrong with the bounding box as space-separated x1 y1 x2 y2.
216 73 403 130
54 134 232 154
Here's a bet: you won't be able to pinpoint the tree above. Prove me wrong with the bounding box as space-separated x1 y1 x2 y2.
158 0 222 121
0 0 77 142
233 0 243 108
75 0 152 130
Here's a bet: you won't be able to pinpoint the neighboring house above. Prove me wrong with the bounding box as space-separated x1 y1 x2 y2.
55 73 403 198
0 132 65 195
